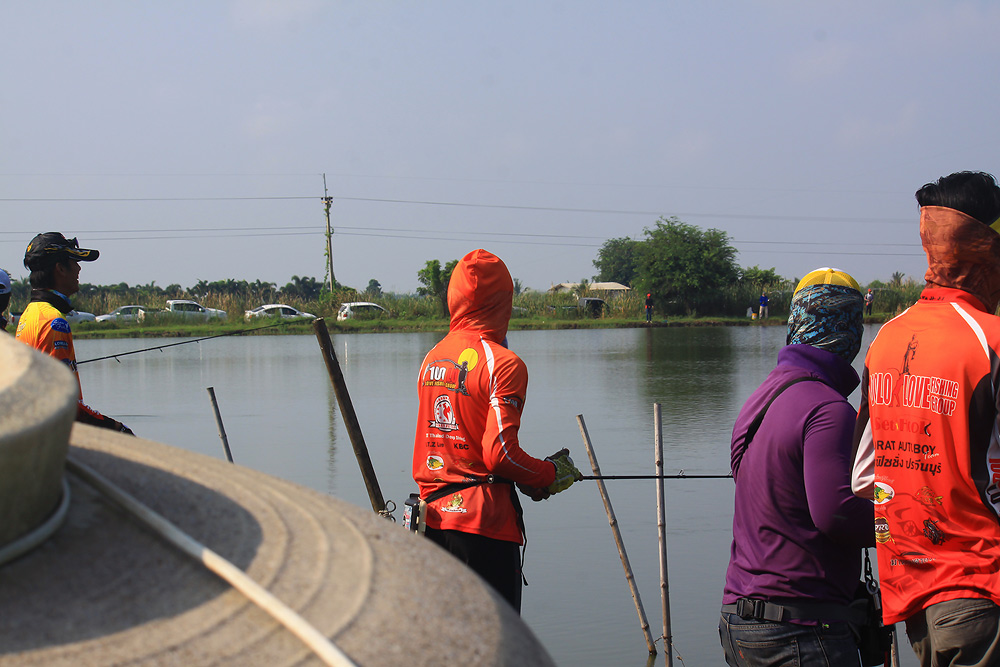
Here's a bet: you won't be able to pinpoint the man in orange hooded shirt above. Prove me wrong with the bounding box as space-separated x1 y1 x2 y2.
852 172 1000 665
412 249 580 613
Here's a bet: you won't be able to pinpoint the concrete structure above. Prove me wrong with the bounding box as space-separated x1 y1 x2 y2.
0 334 556 666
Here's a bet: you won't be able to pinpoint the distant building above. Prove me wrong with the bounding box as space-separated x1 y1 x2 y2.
548 282 631 295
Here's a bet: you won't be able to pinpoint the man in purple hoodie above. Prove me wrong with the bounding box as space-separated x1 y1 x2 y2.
720 267 875 666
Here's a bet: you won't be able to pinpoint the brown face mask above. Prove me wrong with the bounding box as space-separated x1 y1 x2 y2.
920 206 1000 312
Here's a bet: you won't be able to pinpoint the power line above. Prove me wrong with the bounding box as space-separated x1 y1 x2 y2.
0 192 912 225
0 222 924 254
0 196 315 202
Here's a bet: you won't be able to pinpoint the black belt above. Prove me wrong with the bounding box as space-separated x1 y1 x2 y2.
722 597 863 624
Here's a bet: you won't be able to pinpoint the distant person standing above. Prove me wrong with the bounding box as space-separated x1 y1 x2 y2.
645 292 653 323
864 289 874 316
758 292 769 319
15 233 134 434
0 268 11 332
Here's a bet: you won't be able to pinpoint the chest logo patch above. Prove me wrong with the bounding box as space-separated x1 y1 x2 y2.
429 395 460 432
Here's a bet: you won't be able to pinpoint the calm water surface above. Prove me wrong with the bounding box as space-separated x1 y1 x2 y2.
76 324 916 666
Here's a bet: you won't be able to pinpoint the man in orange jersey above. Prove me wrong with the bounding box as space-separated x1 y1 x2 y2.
412 249 580 613
852 172 1000 665
16 232 134 434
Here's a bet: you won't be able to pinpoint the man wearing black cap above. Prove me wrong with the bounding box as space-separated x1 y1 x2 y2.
15 232 134 434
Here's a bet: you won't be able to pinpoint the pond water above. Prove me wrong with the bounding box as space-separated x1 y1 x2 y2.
75 323 916 666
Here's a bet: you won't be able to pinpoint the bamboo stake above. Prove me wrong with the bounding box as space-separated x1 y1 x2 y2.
313 318 386 515
654 403 673 667
207 387 235 463
577 413 657 655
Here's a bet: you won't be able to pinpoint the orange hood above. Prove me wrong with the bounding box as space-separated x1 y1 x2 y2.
921 206 1000 312
447 249 513 342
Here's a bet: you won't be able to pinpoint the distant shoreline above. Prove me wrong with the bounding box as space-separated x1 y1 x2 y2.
70 314 890 340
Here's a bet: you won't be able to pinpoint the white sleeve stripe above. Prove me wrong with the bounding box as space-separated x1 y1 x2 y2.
481 338 532 473
851 419 876 499
952 302 993 392
949 303 1000 516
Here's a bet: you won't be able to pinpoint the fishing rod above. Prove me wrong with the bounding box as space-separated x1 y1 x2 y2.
581 473 732 480
77 321 290 365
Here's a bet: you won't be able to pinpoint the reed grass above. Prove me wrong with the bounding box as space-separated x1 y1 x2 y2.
60 280 927 340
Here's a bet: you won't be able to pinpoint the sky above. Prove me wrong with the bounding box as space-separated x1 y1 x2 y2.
2 1 999 295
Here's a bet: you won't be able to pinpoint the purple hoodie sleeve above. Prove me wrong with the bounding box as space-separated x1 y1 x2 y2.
802 399 875 547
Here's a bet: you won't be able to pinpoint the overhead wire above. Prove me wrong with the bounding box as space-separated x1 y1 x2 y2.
0 188 922 258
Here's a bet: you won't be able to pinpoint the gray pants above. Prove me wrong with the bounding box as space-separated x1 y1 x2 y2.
906 598 1000 667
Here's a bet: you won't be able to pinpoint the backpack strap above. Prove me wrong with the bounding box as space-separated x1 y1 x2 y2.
733 375 829 479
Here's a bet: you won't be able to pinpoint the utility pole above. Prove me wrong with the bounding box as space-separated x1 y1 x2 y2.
322 173 335 293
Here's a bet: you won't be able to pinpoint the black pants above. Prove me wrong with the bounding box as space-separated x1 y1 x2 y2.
425 526 522 614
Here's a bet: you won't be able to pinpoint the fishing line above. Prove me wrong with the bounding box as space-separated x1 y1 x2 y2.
76 321 291 365
581 473 732 480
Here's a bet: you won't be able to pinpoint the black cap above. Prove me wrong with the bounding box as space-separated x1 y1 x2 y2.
24 233 100 271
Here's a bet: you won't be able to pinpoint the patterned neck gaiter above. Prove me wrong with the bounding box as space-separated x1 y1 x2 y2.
786 283 864 363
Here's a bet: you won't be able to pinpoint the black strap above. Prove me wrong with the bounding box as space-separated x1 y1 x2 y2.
733 375 828 480
422 474 513 504
745 376 827 444
722 597 865 624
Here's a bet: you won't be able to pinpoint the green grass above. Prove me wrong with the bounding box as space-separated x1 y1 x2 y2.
67 283 915 340
68 312 818 340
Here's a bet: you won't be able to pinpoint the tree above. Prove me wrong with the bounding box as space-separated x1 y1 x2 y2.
593 236 640 286
574 278 591 298
366 279 382 297
890 271 905 289
417 259 458 317
636 217 739 313
281 275 323 301
740 265 784 287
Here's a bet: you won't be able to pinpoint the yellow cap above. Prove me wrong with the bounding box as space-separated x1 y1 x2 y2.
794 267 861 295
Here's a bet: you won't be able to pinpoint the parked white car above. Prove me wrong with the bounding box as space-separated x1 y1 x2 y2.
159 299 227 320
336 302 388 321
96 305 150 322
65 309 96 324
244 304 316 321
10 309 95 328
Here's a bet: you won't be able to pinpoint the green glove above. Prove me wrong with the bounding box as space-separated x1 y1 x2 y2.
546 448 582 495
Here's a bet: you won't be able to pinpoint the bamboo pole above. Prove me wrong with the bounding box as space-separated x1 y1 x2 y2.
313 318 386 515
207 387 234 463
654 403 673 667
577 413 657 655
